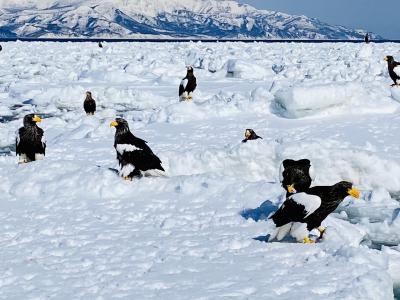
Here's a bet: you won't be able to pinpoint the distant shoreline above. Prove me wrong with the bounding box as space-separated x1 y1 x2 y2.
0 38 399 43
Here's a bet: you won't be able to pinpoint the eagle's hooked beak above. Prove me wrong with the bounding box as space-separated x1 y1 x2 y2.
287 184 297 194
110 120 118 127
384 56 388 61
347 187 360 199
33 115 42 123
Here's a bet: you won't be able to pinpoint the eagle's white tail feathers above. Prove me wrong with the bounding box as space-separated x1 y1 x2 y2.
275 223 293 241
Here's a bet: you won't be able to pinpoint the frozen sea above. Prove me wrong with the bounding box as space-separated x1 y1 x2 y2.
0 41 400 299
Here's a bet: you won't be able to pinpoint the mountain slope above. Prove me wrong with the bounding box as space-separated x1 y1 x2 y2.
0 0 375 39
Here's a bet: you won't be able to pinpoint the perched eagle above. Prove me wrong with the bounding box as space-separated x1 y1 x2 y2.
269 181 360 243
364 33 370 44
0 45 2 52
279 159 315 195
179 66 197 101
16 114 46 163
98 42 103 48
84 91 96 115
384 56 400 86
242 129 262 143
110 118 165 180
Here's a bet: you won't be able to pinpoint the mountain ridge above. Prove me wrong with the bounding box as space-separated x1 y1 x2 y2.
0 0 379 39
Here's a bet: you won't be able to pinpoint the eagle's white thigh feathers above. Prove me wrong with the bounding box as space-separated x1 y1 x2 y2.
120 164 135 177
290 222 309 242
19 154 28 163
179 91 189 101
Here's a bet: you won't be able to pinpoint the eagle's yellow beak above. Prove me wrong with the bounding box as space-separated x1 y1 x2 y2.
347 187 360 199
110 120 118 127
384 56 388 61
287 184 296 194
33 115 42 123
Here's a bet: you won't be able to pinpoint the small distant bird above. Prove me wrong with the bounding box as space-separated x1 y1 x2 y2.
98 42 103 48
84 91 96 115
0 45 2 52
16 114 46 163
179 66 197 101
384 56 400 86
364 33 370 44
279 159 314 195
110 118 165 180
242 129 262 143
269 181 360 243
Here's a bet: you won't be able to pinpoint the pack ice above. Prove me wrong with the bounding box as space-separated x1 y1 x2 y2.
0 41 399 299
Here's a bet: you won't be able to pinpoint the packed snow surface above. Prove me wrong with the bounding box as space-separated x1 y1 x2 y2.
0 41 400 299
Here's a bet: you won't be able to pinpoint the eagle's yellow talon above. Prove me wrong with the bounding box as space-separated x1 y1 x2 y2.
123 176 132 181
303 237 315 244
318 227 326 239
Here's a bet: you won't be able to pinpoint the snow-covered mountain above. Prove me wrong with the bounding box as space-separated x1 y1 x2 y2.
0 0 374 39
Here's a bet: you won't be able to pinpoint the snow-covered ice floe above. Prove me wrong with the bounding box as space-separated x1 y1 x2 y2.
0 42 399 299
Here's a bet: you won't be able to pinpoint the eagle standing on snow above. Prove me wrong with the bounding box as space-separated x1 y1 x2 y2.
279 159 315 196
110 118 165 180
384 56 400 86
242 129 262 143
84 91 96 115
179 66 197 101
269 181 360 243
16 114 46 163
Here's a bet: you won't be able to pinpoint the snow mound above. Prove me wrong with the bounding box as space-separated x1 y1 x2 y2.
274 82 398 118
281 140 400 191
165 139 277 181
226 59 274 80
152 89 273 124
357 44 374 59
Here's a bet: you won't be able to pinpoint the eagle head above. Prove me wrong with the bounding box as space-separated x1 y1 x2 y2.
335 181 360 200
23 114 42 127
110 118 130 134
384 56 394 62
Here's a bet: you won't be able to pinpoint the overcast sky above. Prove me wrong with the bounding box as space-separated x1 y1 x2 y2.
238 0 399 39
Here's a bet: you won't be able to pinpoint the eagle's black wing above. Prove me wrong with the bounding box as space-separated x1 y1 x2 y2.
84 100 96 113
115 132 164 172
270 193 321 227
185 77 197 93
